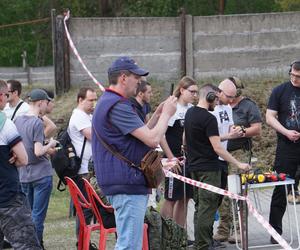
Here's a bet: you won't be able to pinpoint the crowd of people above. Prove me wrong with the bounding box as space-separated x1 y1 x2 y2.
0 57 300 250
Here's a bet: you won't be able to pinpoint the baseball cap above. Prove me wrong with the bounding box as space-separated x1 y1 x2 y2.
108 56 149 76
27 89 52 102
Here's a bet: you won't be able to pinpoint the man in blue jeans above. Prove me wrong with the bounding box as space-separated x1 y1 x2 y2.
15 89 58 249
92 56 177 249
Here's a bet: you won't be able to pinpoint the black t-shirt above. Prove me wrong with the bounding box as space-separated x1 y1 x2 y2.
227 97 262 151
268 81 300 142
184 106 220 172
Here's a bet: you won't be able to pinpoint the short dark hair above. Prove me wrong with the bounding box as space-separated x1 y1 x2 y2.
7 80 22 96
291 61 300 72
199 83 219 100
77 87 95 103
108 70 131 85
136 80 150 95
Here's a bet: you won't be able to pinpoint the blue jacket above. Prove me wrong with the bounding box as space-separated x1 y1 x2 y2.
92 89 150 195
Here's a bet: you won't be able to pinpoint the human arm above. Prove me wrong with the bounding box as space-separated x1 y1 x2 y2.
209 135 250 171
34 138 58 157
43 115 57 139
131 96 177 148
10 141 28 167
266 109 300 141
81 127 92 141
146 101 164 129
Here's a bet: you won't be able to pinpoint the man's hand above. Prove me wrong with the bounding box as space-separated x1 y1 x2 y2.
284 129 300 142
162 96 177 117
229 126 245 139
237 162 251 171
9 152 17 164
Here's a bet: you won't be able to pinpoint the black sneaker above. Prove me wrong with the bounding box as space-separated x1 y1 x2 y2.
3 240 12 249
89 242 97 250
40 240 45 250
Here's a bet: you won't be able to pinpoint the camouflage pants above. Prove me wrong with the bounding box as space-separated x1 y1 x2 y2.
0 194 41 250
217 149 250 237
191 170 221 250
144 207 162 250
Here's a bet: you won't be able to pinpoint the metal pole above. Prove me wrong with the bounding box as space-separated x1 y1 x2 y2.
51 9 56 94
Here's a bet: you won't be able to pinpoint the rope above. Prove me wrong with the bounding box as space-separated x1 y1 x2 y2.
0 17 50 29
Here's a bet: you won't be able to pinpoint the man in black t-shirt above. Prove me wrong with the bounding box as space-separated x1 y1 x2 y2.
184 84 250 250
266 61 300 244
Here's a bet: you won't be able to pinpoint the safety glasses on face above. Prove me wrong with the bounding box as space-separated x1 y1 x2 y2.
186 89 199 96
221 90 235 99
289 72 300 81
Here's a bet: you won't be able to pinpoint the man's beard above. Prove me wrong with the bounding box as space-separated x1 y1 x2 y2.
208 103 215 111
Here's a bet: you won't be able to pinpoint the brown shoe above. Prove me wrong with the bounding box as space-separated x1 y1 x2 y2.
213 233 229 242
228 233 241 244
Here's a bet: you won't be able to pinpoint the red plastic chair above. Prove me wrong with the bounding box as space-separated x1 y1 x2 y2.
65 177 100 250
83 178 149 250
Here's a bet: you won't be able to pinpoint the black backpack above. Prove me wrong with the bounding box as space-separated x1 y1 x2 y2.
51 128 86 191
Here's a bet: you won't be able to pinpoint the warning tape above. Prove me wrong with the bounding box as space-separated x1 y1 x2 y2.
163 162 292 250
63 11 105 92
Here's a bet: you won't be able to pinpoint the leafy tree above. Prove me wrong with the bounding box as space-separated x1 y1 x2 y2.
276 0 300 11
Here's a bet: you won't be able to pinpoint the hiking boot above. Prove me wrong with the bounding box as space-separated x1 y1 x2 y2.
288 193 300 204
213 232 228 242
228 233 241 244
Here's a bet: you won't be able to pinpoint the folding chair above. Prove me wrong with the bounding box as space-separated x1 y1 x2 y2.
83 178 149 250
65 177 100 250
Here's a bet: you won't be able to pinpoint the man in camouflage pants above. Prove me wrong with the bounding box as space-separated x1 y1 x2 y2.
0 80 41 250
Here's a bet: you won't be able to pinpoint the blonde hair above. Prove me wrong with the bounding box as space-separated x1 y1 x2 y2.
173 76 197 98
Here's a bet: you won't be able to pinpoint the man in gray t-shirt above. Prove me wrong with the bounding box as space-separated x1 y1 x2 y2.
14 89 57 248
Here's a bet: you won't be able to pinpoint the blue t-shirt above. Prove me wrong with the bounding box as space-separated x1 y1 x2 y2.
0 117 23 207
109 101 145 135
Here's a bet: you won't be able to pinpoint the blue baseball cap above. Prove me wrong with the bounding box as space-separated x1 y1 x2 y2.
27 89 52 102
108 56 149 76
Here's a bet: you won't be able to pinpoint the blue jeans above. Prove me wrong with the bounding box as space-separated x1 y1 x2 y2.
21 176 53 242
107 194 148 250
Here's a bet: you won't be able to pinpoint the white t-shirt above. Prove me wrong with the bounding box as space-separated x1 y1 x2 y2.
68 108 92 174
168 102 192 127
210 104 233 161
4 99 29 121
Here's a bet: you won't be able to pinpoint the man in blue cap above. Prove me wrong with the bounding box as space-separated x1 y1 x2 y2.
92 56 177 249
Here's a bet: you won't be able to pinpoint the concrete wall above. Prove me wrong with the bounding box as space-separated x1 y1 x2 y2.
69 17 181 86
0 66 54 86
67 12 300 85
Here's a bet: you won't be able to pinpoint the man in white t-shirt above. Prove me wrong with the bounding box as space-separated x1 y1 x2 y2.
212 79 245 243
68 87 97 176
3 80 29 121
67 87 97 247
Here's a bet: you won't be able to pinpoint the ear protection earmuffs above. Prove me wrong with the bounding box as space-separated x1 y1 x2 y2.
206 92 217 103
228 76 244 97
289 61 300 74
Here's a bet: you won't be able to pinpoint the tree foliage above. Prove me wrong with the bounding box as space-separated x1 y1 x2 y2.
0 0 290 67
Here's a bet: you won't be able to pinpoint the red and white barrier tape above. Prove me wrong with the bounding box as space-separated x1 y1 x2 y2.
63 11 105 92
163 166 292 250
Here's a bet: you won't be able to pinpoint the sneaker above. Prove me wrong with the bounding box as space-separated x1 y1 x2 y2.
3 240 12 249
288 193 300 204
212 239 226 249
187 240 195 246
89 243 97 250
213 232 228 242
228 233 241 244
